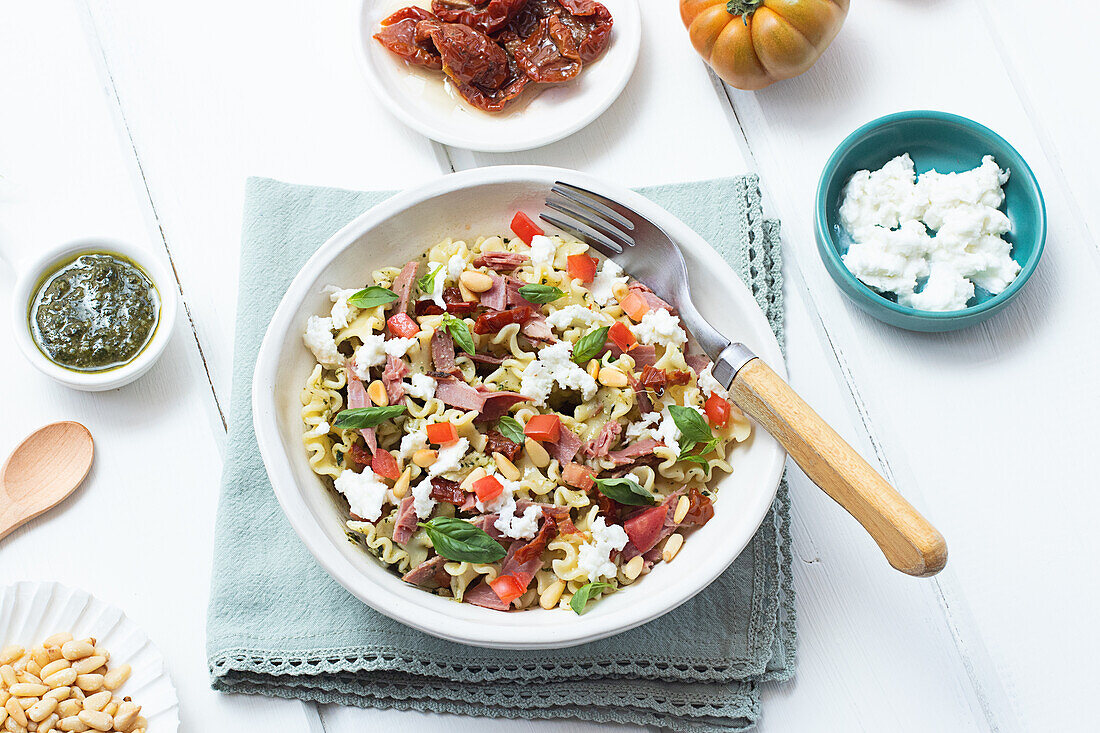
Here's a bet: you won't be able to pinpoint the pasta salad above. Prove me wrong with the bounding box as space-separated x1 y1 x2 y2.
300 212 751 613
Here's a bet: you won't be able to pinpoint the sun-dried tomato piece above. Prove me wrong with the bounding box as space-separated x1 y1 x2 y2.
450 35 531 112
429 477 467 505
472 305 534 334
349 443 372 469
683 487 715 526
432 0 528 35
513 15 582 83
484 429 522 463
414 299 447 317
442 286 477 316
667 370 692 386
374 7 443 70
639 365 668 396
512 514 557 565
558 0 613 63
417 20 510 89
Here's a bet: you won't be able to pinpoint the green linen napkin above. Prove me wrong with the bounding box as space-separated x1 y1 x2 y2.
207 176 795 732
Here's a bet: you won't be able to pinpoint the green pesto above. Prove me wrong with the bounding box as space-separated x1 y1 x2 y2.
29 252 160 372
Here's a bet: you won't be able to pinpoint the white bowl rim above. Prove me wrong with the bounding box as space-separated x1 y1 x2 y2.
253 165 786 648
10 237 178 392
354 0 642 153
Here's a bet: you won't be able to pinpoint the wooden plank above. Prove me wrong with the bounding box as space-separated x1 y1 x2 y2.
718 0 1099 730
0 1 316 730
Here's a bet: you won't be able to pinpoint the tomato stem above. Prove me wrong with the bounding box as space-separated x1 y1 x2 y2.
726 0 764 22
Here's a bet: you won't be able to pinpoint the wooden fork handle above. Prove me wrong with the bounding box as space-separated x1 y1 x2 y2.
729 358 947 577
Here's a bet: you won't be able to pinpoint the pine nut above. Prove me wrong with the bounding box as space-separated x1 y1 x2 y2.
3 717 19 733
58 644 88 664
673 495 690 524
539 580 566 610
597 366 627 388
9 683 47 698
41 636 71 651
459 467 486 492
0 666 15 687
70 658 103 677
74 675 102 693
101 664 130 692
56 701 80 719
492 452 520 481
16 697 33 710
133 716 146 729
623 554 645 580
4 699 26 728
111 703 138 732
31 649 49 668
89 651 106 666
101 702 117 718
43 689 69 704
0 708 5 726
585 359 600 379
39 660 69 680
524 438 550 468
68 689 83 703
0 648 22 666
662 533 684 563
392 466 412 499
81 693 109 713
611 282 629 301
367 380 388 406
45 646 63 663
411 448 436 467
24 660 42 678
43 669 77 689
459 270 493 293
59 715 89 731
76 710 111 731
27 698 57 723
0 692 7 707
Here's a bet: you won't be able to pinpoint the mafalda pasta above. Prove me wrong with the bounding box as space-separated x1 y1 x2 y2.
299 213 751 613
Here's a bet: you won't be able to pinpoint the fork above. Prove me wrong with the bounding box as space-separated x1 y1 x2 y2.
543 181 947 578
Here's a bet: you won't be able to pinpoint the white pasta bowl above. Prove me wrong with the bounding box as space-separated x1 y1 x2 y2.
253 166 786 649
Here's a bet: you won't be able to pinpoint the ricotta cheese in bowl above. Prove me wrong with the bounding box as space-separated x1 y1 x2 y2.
839 153 1020 311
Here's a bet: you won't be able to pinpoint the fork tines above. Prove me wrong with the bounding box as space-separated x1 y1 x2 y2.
541 181 636 257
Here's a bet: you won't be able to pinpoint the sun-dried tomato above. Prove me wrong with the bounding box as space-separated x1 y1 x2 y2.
587 486 620 525
472 305 534 334
429 477 467 505
451 36 531 112
513 514 557 564
373 7 443 70
417 20 510 89
442 287 476 316
432 0 528 35
415 299 446 317
667 370 692 386
484 429 522 463
639 365 667 396
349 443 372 469
683 487 715 526
557 0 613 63
513 15 582 83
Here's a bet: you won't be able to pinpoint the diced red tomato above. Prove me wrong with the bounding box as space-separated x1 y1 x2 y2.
567 253 598 283
524 414 561 443
704 393 731 428
387 312 420 338
488 574 527 603
619 292 650 322
425 421 459 445
561 462 596 491
371 449 400 480
510 211 544 246
472 475 504 503
608 321 636 351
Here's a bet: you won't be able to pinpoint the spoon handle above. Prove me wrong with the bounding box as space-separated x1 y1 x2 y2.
728 358 947 577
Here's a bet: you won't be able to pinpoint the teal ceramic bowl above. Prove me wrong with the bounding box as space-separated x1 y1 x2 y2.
815 111 1046 332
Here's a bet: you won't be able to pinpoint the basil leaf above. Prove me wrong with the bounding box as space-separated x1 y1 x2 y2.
668 404 712 453
594 476 656 506
442 314 475 355
417 264 444 294
570 581 615 615
333 405 407 429
572 326 609 364
420 517 506 563
496 415 526 445
518 283 564 304
347 286 398 309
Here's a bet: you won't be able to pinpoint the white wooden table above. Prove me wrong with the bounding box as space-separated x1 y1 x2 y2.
3 1 1097 730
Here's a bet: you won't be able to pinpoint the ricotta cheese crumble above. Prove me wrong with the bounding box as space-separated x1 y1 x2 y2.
576 516 629 581
334 467 389 521
839 153 1019 311
519 340 598 405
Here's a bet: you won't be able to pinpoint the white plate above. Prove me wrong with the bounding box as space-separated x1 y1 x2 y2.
357 0 641 152
252 165 786 649
0 581 180 730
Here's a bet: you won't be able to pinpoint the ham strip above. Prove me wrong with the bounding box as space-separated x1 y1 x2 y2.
584 419 621 458
604 342 656 369
545 426 583 465
473 252 530 271
521 314 554 342
382 355 408 405
626 371 652 413
607 437 661 467
464 580 511 610
393 261 420 315
505 277 536 308
346 372 378 451
480 271 508 310
434 377 487 412
620 490 685 563
431 329 456 372
391 496 418 545
476 390 531 422
401 555 448 587
685 352 711 373
471 513 507 541
628 281 677 315
469 352 505 365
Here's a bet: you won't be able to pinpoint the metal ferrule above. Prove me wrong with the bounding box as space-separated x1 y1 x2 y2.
710 342 757 389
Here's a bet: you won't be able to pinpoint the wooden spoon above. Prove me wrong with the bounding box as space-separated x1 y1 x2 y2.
0 421 94 541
